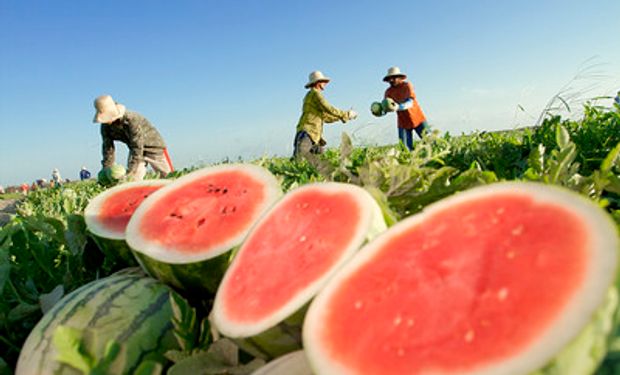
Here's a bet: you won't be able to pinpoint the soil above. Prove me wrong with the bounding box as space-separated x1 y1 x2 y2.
0 199 19 226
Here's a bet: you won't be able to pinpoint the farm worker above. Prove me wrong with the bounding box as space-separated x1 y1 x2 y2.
614 90 620 106
79 166 91 181
51 168 63 186
93 95 174 181
382 66 428 150
293 71 358 158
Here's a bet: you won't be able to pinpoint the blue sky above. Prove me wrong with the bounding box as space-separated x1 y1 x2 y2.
1 0 619 187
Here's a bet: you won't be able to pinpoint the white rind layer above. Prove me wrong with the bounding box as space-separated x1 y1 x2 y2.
84 179 170 240
126 164 282 264
303 182 619 375
212 182 387 338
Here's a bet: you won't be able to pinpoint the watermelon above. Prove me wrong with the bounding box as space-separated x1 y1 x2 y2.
212 182 386 359
303 182 620 375
84 179 170 265
98 164 126 186
15 268 186 375
370 101 384 117
252 350 313 375
126 164 282 294
381 97 397 112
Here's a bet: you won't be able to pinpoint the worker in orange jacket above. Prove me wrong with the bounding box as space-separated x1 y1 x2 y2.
382 66 428 150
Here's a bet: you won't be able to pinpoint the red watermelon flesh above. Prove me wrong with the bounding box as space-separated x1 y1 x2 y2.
85 180 169 240
126 164 283 268
99 185 164 234
303 183 618 375
138 170 267 254
212 182 386 339
223 189 361 321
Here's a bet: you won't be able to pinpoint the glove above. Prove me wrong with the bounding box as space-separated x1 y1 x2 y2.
382 98 397 112
348 110 358 120
397 98 414 111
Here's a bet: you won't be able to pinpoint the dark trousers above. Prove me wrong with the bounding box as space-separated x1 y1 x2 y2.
398 121 428 150
293 131 323 158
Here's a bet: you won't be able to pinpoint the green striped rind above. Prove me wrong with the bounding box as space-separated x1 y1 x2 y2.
15 268 183 375
134 249 232 295
89 233 137 266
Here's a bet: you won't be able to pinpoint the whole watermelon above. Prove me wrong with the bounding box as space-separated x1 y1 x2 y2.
15 268 188 375
98 164 126 186
370 101 384 117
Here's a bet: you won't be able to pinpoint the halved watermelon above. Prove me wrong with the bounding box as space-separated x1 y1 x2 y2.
84 179 170 264
303 182 620 375
126 164 282 294
212 182 386 359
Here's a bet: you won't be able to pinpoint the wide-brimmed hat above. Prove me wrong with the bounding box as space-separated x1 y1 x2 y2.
383 66 407 82
305 71 331 88
93 95 126 123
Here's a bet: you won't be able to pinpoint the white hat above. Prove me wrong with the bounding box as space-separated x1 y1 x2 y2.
383 66 407 82
305 71 331 88
93 95 126 123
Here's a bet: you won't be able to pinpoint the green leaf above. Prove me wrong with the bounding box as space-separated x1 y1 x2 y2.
364 186 400 226
65 214 88 256
604 174 620 195
39 284 64 314
601 142 620 175
167 338 265 375
8 302 40 322
169 291 198 351
133 360 163 375
53 325 94 374
0 263 10 295
339 132 353 161
527 144 546 175
0 357 9 375
555 124 570 149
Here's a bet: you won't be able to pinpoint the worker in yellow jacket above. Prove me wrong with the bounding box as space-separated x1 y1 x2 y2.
293 71 357 158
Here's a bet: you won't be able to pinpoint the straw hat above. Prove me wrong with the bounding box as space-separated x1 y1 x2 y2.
383 66 407 82
305 71 331 88
93 95 126 123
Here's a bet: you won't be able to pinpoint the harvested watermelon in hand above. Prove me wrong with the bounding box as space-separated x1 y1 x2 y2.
303 182 620 375
370 101 384 117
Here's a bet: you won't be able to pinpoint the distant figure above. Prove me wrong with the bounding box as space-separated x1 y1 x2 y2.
93 95 174 181
293 71 357 159
80 166 91 181
52 168 63 187
0 185 5 194
382 66 428 150
20 183 29 194
614 90 620 106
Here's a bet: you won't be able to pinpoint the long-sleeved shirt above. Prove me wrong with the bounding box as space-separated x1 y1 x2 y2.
295 88 351 144
385 81 426 129
101 111 166 173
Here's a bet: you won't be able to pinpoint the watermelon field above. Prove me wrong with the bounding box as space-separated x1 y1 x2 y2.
2 104 620 374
